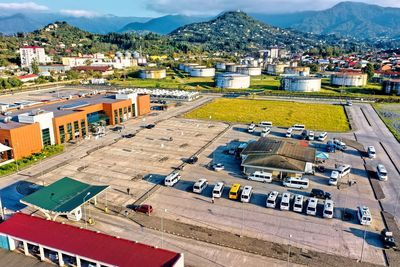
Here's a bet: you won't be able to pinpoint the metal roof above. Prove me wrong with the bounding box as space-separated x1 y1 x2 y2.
20 177 109 214
242 154 306 173
0 213 181 267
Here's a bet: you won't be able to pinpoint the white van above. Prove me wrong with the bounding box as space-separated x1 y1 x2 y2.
318 132 328 141
164 172 181 187
323 200 334 219
367 146 376 158
286 128 293 138
357 206 372 225
259 121 273 128
241 186 253 203
266 191 279 208
329 171 340 186
333 139 347 151
248 124 256 133
292 124 305 131
212 182 224 198
308 131 315 141
293 195 304 213
280 192 291 211
306 198 318 216
261 127 271 137
337 164 351 177
377 164 388 181
283 177 309 189
193 179 208 194
248 171 272 183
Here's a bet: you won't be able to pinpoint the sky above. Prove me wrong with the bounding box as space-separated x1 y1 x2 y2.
0 0 399 17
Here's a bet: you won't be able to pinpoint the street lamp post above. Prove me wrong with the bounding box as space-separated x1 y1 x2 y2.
83 192 91 229
161 209 167 248
287 234 292 267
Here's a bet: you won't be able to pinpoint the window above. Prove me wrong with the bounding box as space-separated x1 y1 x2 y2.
42 128 51 146
114 110 118 124
81 119 86 137
4 139 12 159
67 123 73 140
131 104 136 116
124 107 127 114
74 121 80 137
128 106 132 114
119 108 123 123
59 125 65 143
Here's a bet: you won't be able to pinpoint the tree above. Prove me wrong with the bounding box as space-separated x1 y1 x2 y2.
31 60 39 74
364 63 374 80
8 77 22 87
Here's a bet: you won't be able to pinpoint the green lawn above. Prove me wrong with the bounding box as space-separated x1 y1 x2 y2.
373 103 400 142
185 98 350 132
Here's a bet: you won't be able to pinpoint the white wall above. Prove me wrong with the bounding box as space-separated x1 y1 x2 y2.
18 111 55 145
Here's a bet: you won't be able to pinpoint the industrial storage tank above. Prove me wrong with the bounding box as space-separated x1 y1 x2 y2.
382 79 400 95
183 63 199 73
215 62 227 71
331 73 368 87
281 76 321 92
226 64 246 73
216 73 251 89
139 69 166 79
236 67 262 76
284 66 310 76
266 63 289 75
190 67 216 77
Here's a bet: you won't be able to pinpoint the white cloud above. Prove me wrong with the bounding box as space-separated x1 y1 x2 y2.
60 9 100 18
0 2 48 11
146 0 400 15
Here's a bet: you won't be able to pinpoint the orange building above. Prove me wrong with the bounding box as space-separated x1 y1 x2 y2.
0 92 150 160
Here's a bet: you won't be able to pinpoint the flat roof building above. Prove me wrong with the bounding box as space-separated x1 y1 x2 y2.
0 213 184 267
0 92 150 160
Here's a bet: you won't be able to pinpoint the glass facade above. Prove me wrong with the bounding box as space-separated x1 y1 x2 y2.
59 125 65 143
74 121 79 137
67 123 73 140
119 108 123 123
81 119 86 137
41 128 51 146
87 111 110 125
114 110 118 124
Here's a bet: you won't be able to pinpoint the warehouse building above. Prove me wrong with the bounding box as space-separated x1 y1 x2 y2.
281 76 321 92
189 67 216 77
382 79 400 95
215 73 250 89
0 92 150 161
284 66 310 76
241 138 316 178
236 67 262 76
331 73 368 87
0 213 184 267
139 69 167 79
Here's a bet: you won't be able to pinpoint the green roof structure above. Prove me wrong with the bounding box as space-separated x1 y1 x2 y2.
21 177 109 215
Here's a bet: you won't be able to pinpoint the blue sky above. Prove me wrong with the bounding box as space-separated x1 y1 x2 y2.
0 0 399 17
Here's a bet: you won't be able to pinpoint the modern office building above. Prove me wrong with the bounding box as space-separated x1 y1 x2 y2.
0 91 150 161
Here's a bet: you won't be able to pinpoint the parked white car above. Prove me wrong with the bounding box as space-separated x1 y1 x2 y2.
213 163 224 172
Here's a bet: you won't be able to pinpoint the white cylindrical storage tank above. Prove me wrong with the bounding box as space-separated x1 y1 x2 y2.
237 67 262 76
331 73 368 87
281 76 321 92
266 63 288 75
382 79 400 95
226 64 245 72
216 73 251 89
183 63 199 73
215 62 226 71
178 63 186 71
190 67 216 77
284 67 310 76
139 69 167 79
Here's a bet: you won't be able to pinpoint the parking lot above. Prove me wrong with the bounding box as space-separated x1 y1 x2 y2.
145 123 386 265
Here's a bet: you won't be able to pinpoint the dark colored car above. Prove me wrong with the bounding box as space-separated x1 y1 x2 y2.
327 140 335 153
145 124 155 129
186 156 198 164
310 188 331 199
133 204 153 215
381 229 397 249
123 133 135 138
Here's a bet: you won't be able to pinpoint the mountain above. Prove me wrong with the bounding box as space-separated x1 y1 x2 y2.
0 13 150 35
169 11 361 52
120 15 210 34
253 2 400 39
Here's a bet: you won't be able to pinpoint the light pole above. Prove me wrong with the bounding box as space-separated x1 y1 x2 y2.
287 234 292 267
161 209 167 248
83 192 91 229
360 225 367 262
41 156 46 179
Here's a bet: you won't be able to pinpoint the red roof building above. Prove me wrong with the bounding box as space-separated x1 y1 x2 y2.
17 74 39 82
0 213 183 267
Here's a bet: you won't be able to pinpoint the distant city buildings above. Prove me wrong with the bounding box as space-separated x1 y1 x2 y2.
19 46 52 68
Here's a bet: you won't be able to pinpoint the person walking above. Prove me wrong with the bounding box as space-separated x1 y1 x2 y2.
211 196 215 204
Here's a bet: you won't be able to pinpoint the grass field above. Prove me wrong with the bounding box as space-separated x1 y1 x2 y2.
185 98 350 132
374 103 400 141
